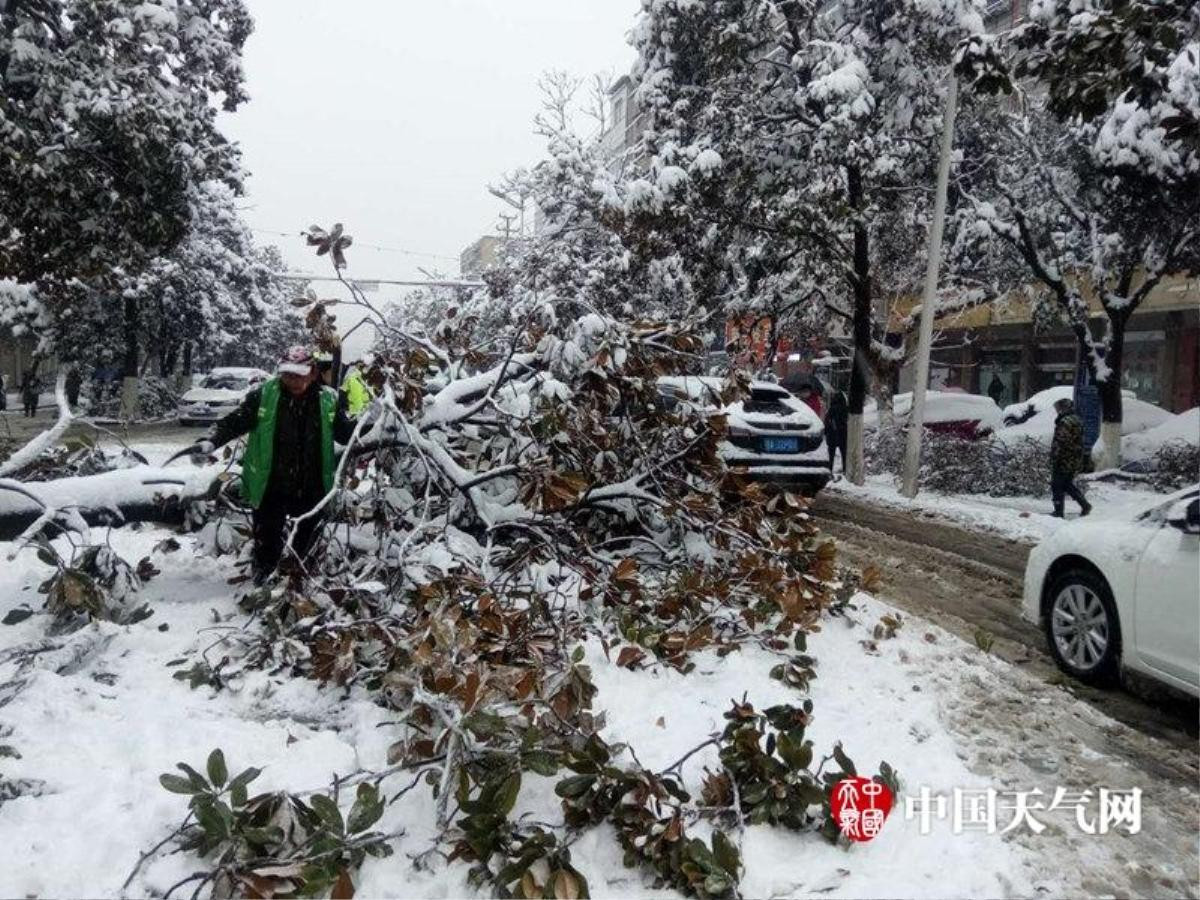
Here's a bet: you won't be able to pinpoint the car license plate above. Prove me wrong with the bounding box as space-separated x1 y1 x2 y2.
763 436 799 453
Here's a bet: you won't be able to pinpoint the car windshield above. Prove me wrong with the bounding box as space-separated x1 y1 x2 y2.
1137 488 1200 524
201 375 251 391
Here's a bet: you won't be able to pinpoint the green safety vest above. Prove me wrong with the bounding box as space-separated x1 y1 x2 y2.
341 367 373 416
241 377 337 509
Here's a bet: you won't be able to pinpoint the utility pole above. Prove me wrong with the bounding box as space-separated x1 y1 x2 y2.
901 72 959 499
497 213 518 241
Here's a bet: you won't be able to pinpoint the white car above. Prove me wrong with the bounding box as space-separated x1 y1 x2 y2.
178 367 270 426
656 376 830 494
1022 486 1200 696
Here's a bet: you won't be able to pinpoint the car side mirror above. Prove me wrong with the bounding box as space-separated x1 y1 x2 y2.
1166 498 1200 536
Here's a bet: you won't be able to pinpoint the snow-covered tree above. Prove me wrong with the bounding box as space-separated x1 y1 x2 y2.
123 182 303 382
964 4 1200 466
629 0 993 481
0 0 251 285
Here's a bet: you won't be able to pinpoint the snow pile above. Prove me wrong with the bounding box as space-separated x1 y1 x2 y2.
997 386 1171 444
0 524 1034 899
1122 407 1200 462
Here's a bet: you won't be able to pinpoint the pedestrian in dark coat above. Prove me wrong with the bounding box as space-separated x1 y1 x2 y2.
1050 397 1092 518
64 366 82 408
826 389 849 472
0 371 6 411
20 369 39 417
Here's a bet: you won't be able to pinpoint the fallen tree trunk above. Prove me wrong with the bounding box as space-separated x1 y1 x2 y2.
0 467 224 542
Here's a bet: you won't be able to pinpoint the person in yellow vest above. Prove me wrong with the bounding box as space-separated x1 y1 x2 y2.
340 361 373 417
201 346 356 583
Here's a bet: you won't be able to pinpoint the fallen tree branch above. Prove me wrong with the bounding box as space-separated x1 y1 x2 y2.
0 372 73 478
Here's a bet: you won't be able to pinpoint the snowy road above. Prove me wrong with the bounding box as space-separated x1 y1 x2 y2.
813 490 1199 745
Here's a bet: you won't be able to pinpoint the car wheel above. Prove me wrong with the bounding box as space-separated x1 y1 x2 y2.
1043 568 1121 686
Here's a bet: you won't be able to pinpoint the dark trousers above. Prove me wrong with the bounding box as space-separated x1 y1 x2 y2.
22 399 36 417
1051 470 1088 514
828 431 847 472
252 491 325 577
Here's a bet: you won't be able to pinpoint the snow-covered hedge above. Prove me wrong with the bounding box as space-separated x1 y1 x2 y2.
867 427 1053 497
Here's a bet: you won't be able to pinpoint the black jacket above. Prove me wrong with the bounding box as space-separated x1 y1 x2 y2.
826 390 849 436
210 382 356 502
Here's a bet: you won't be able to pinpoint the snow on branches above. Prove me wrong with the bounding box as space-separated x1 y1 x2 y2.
0 0 252 284
143 223 882 895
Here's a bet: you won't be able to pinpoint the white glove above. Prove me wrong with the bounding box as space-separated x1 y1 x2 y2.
190 440 215 463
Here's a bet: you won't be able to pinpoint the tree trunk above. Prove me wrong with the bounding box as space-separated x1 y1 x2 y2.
1097 312 1127 470
121 294 140 421
873 361 896 431
845 164 872 485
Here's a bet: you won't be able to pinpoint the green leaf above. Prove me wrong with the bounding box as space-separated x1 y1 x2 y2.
793 631 807 652
777 733 813 771
310 793 344 835
347 783 385 834
230 782 248 809
711 830 740 878
175 763 210 792
554 775 596 799
1 608 34 626
495 772 521 817
228 766 262 793
159 773 198 795
832 743 856 776
193 798 228 840
206 749 228 789
523 750 561 777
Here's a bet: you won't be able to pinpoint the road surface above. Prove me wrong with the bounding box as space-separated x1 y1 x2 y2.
812 490 1198 748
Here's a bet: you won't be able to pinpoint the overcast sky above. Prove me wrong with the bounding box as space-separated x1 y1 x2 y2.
223 1 640 288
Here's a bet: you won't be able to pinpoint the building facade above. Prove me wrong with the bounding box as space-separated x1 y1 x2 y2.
459 235 510 278
899 276 1200 413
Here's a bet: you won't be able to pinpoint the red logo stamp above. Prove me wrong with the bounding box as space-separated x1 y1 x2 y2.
831 777 894 842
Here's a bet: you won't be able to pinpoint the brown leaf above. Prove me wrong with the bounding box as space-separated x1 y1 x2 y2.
332 868 355 900
613 557 639 584
615 646 645 670
554 870 581 900
461 670 480 712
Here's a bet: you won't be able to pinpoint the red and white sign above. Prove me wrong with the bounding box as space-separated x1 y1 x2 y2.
831 777 894 842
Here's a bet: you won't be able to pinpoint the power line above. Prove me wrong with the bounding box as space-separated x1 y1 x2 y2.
250 228 460 263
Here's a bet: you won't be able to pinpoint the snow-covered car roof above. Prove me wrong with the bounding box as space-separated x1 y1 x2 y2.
997 386 1171 443
863 390 1003 431
656 376 822 431
657 375 791 400
207 366 270 379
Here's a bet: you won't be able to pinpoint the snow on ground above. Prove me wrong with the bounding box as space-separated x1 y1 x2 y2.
830 475 1170 544
1123 407 1199 461
0 521 1194 897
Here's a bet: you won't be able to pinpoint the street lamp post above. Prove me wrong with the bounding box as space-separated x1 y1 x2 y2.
901 72 960 498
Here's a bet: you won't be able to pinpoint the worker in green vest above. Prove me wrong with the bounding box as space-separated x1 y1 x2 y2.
200 346 356 583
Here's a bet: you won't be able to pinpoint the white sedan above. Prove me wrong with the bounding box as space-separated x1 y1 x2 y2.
178 367 270 426
1022 486 1199 696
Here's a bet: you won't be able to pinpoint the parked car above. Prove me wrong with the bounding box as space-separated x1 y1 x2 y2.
1021 485 1199 696
863 390 1004 440
656 376 831 494
178 367 270 426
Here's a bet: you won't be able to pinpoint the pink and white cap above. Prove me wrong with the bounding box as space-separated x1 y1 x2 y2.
278 345 315 376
